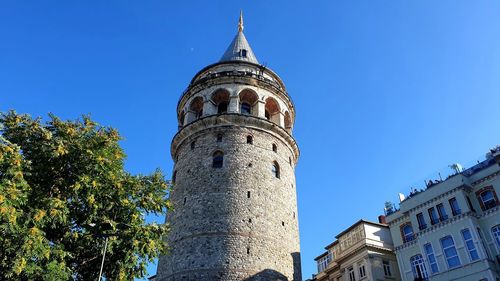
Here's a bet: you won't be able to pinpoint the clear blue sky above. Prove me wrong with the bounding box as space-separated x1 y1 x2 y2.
1 1 500 280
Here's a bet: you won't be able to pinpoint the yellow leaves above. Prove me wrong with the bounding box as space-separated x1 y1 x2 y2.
0 205 17 223
29 227 40 236
131 213 139 221
132 240 139 247
49 209 58 217
0 194 4 204
91 180 97 188
42 130 53 140
121 198 129 205
14 171 24 180
34 210 46 222
66 127 76 136
4 146 13 153
56 144 68 156
88 195 95 205
13 257 26 275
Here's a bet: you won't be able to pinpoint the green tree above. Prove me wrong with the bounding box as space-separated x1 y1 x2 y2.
0 111 170 280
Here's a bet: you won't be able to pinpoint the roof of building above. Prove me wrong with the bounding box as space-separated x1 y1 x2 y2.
314 219 389 260
219 12 259 64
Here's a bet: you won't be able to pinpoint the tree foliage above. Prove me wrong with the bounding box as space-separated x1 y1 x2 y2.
0 111 170 280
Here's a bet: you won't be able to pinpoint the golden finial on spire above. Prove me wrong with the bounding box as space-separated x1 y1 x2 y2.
238 10 244 32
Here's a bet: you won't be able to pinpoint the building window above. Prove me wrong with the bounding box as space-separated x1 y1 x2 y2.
417 212 427 230
265 110 271 120
462 228 480 262
246 135 253 144
477 187 498 211
401 223 414 243
410 254 429 281
382 261 392 276
190 140 196 150
359 265 366 278
424 243 439 274
491 225 500 252
241 49 247 58
217 133 223 142
241 102 251 115
272 143 277 152
272 161 280 179
217 102 228 114
317 254 331 273
172 170 177 184
449 197 461 216
428 207 439 225
213 151 223 168
477 227 491 259
436 203 448 221
348 267 355 281
441 235 461 268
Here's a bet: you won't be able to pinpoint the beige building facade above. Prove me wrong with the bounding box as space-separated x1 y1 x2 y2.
385 147 500 281
313 220 401 281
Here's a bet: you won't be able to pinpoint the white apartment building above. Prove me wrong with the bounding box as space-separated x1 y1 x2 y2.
313 219 401 281
385 147 500 281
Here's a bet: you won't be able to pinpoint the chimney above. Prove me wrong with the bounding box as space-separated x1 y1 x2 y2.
378 215 387 225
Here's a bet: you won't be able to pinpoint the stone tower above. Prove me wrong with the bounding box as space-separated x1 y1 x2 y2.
155 13 301 281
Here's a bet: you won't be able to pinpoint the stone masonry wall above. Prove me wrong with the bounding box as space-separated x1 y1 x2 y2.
156 118 301 281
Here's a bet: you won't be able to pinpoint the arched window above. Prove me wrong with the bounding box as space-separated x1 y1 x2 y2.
440 235 461 268
212 89 230 115
189 96 204 120
218 102 228 114
410 254 429 280
246 135 253 144
264 97 280 124
400 223 414 243
240 102 251 115
272 161 280 178
272 143 277 153
190 140 196 150
239 89 258 116
217 134 223 142
492 225 500 251
213 151 224 168
477 187 498 211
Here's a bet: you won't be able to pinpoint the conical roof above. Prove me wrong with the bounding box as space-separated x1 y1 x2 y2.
219 12 258 64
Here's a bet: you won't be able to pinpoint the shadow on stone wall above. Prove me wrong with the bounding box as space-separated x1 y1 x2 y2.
292 252 302 281
243 269 288 281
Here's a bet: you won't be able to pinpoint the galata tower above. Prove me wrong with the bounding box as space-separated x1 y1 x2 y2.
154 13 301 281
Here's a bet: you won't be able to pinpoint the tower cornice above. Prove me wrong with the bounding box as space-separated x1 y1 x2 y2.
171 113 300 164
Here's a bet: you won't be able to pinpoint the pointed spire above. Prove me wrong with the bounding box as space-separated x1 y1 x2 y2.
238 10 244 32
219 11 258 64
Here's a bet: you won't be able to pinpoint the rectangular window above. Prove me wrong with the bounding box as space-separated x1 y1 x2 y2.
462 228 480 262
441 235 461 268
348 267 355 281
428 207 439 225
383 261 392 276
436 203 448 221
449 197 461 216
424 243 439 274
417 212 427 230
358 265 366 278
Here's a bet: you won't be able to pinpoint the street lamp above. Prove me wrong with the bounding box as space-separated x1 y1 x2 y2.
89 222 131 281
